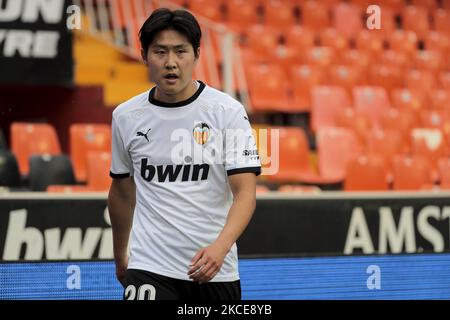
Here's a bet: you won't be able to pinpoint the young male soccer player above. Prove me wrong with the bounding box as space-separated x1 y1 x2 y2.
108 8 261 300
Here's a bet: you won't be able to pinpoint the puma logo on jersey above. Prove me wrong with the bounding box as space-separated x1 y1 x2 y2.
137 128 151 142
140 158 209 182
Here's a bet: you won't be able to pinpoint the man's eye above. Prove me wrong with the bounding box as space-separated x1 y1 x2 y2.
177 50 186 54
155 51 165 54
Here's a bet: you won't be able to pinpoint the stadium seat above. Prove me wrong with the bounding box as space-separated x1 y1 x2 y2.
410 128 448 182
391 88 426 114
245 25 280 58
402 5 430 38
368 64 404 94
335 107 371 144
291 65 325 112
311 86 350 132
412 50 444 73
11 122 62 176
366 128 408 168
263 0 296 28
353 86 391 127
410 0 437 11
316 127 363 181
284 26 315 52
256 185 270 194
300 0 331 31
380 108 417 148
344 155 389 191
225 0 261 33
355 30 384 58
189 0 223 22
419 110 449 128
441 72 450 90
319 28 349 56
434 9 450 36
387 30 418 57
301 47 335 69
327 65 365 96
392 155 434 190
29 155 76 192
263 126 320 184
332 2 362 39
438 158 450 189
405 69 438 96
339 50 371 75
0 150 21 189
86 151 112 191
429 90 450 111
377 50 410 71
424 32 449 57
70 124 112 182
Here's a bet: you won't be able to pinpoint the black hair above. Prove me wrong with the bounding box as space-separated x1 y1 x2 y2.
139 8 202 58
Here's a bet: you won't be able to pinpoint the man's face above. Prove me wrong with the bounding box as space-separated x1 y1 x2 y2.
144 29 199 98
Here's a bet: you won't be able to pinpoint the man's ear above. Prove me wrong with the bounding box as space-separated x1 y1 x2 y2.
141 48 147 65
195 47 200 60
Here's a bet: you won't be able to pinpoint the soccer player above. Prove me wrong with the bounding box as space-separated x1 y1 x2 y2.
108 8 261 300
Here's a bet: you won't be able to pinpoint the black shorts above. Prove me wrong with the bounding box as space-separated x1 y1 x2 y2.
123 269 241 301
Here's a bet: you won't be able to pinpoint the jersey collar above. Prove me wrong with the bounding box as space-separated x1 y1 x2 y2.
148 80 206 108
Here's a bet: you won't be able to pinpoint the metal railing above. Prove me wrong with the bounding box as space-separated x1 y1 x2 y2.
73 0 251 109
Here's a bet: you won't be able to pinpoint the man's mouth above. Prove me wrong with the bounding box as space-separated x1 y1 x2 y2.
164 73 179 79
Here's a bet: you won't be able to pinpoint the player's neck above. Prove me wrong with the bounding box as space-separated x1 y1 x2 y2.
154 81 198 104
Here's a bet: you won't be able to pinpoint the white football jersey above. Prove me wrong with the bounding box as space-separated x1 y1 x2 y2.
110 81 261 282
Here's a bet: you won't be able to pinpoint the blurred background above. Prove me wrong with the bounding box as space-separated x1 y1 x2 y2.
1 0 450 300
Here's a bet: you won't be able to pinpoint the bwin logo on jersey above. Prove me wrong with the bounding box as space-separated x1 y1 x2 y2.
140 159 210 182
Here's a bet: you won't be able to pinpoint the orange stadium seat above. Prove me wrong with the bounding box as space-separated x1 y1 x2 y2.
319 28 349 56
377 50 410 70
70 124 111 182
247 63 290 112
335 107 371 144
225 0 261 33
410 0 437 11
278 185 321 193
311 86 350 132
263 0 296 28
11 122 61 176
300 0 331 31
413 50 444 74
402 5 430 38
419 109 450 128
387 30 418 57
438 158 450 189
189 0 223 22
369 5 397 35
366 128 408 167
316 127 363 181
429 90 450 111
291 65 325 112
344 155 390 191
392 155 434 190
263 127 319 184
245 25 280 58
284 26 315 52
380 108 417 148
328 65 365 96
424 32 449 56
391 88 426 114
86 151 112 191
338 50 371 77
368 64 404 94
353 86 391 127
441 72 450 90
405 69 438 96
434 9 450 36
301 47 335 69
355 30 385 58
332 2 362 39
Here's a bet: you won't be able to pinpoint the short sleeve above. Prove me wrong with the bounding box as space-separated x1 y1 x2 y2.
223 104 261 176
110 114 133 178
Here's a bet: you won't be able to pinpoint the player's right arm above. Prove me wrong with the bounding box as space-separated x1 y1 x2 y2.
108 176 135 286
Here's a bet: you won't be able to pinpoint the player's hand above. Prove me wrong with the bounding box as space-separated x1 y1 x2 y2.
188 242 229 283
115 256 129 287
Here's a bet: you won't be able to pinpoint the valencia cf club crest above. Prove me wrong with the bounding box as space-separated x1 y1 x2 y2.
193 122 210 145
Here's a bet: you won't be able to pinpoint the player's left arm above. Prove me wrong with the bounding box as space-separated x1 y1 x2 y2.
188 172 257 283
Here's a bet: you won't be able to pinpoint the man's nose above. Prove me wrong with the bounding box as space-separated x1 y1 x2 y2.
165 51 177 69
